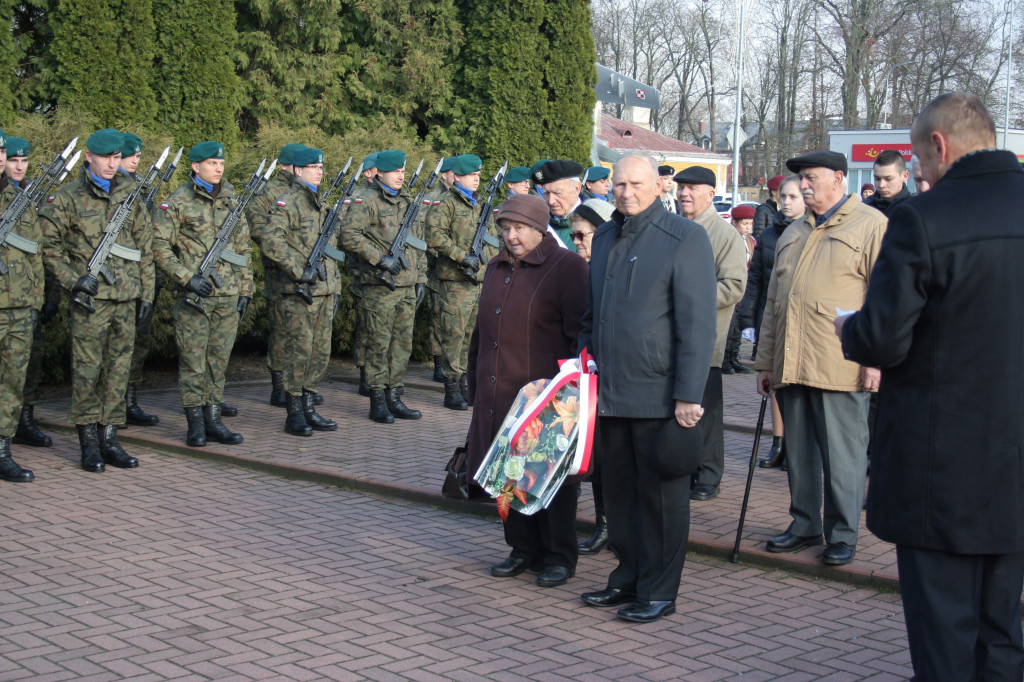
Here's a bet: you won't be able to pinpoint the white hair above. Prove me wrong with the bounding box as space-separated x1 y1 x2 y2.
612 151 658 180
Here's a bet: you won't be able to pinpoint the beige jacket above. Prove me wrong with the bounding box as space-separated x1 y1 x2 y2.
755 194 886 391
693 204 748 368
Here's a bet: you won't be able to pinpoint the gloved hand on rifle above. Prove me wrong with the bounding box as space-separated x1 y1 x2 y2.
136 300 152 324
460 254 480 273
298 266 318 284
186 274 213 298
73 274 99 297
237 296 250 321
377 254 401 276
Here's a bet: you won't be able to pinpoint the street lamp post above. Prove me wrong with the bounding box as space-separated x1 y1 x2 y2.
881 61 913 128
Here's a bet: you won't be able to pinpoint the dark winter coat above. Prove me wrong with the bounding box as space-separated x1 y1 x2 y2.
736 210 797 333
751 199 777 241
862 184 911 216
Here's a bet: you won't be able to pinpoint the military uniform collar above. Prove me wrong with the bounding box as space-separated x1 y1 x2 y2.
374 178 408 203
189 177 234 202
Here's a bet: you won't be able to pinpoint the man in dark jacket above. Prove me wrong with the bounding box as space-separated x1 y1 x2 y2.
578 151 716 624
838 92 1024 681
862 149 912 216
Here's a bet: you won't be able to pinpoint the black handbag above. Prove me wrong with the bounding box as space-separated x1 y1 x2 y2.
442 445 469 500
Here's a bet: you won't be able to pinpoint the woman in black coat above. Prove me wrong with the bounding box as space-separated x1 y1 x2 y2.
736 175 803 468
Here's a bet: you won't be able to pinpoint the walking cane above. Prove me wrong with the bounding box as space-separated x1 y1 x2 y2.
730 377 771 563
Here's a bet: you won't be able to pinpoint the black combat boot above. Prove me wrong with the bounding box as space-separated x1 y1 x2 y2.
358 366 370 397
125 385 160 426
98 424 139 468
759 436 786 468
0 436 34 482
443 378 468 411
184 407 206 447
270 370 287 407
76 424 104 473
285 394 313 436
432 355 444 383
220 403 238 417
730 350 754 374
459 375 471 406
368 390 395 424
14 404 52 447
203 404 243 444
385 387 421 420
303 390 337 431
312 393 324 405
721 357 736 375
578 513 609 555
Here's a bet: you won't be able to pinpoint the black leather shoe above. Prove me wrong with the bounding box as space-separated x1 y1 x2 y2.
690 484 719 501
617 600 676 623
77 424 104 473
489 557 530 577
759 436 785 468
125 385 159 426
537 565 573 587
98 424 139 468
14 405 53 447
578 514 609 555
822 542 855 566
581 587 636 608
766 531 824 553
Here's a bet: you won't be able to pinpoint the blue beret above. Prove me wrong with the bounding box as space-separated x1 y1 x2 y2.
6 137 30 157
586 166 610 181
375 149 406 173
292 147 324 167
189 141 225 163
87 128 124 155
452 154 482 176
278 143 306 165
505 166 531 183
120 133 142 157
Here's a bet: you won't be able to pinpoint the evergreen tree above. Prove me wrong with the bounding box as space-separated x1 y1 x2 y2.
151 0 243 145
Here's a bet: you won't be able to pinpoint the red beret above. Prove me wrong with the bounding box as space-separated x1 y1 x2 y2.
766 175 785 191
731 205 756 220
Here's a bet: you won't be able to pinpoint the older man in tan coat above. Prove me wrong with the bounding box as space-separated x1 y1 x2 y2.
755 150 886 566
675 166 747 501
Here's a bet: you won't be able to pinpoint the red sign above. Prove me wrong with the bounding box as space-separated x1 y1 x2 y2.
851 143 913 162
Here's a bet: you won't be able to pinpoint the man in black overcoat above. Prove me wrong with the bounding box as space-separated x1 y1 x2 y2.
838 92 1024 681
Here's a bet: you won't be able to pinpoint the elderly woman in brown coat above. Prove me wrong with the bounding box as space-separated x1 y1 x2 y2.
467 193 589 588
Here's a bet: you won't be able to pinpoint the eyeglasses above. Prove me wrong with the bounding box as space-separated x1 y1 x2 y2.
571 231 592 241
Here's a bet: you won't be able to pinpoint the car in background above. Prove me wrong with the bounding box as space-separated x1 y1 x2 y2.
716 200 760 221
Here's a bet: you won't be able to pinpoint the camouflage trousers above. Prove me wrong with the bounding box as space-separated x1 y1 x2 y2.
0 308 33 437
129 281 161 385
438 280 480 379
22 318 44 405
428 281 442 358
363 284 416 392
279 294 334 396
173 294 238 408
265 295 286 373
351 276 366 367
69 299 135 426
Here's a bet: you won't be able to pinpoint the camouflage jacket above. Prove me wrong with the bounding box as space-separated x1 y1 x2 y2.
246 169 294 246
340 179 426 288
0 178 45 310
152 178 254 298
426 186 500 283
262 181 340 298
38 165 155 303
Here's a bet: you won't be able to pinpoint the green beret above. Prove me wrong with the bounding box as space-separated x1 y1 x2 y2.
189 141 225 163
292 147 324 167
6 137 30 158
440 157 458 173
362 152 379 171
504 166 531 184
586 166 610 181
530 159 549 175
0 128 7 150
278 143 306 165
87 128 124 155
452 154 482 176
375 149 406 173
121 133 142 157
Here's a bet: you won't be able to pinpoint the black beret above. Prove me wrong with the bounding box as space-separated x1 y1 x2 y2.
658 164 675 176
533 159 583 185
786 150 847 174
673 166 716 187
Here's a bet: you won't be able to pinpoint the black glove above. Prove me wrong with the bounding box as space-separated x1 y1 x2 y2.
415 283 426 309
30 308 39 333
186 275 213 297
377 254 401 276
72 274 99 296
298 266 319 284
237 296 250 320
40 301 59 325
136 300 152 324
460 254 481 273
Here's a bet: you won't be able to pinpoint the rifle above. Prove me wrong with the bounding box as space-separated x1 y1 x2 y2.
72 146 171 313
0 136 81 275
296 161 365 304
183 158 278 313
462 160 508 282
320 156 353 204
377 158 442 291
144 147 184 212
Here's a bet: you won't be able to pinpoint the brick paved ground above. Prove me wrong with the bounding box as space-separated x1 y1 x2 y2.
1 438 913 680
29 348 899 590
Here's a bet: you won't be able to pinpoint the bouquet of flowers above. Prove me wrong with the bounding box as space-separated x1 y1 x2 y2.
474 353 597 520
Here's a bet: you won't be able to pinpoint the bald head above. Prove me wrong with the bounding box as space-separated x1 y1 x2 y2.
911 93 997 186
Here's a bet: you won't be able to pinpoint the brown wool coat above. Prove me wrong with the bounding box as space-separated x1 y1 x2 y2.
465 231 589 481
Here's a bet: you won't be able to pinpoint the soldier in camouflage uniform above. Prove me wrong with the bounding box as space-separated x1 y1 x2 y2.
152 141 253 448
340 149 426 423
262 147 340 436
38 128 155 473
348 152 377 397
0 130 44 481
117 132 163 428
426 154 501 410
5 137 58 450
246 142 303 408
423 156 456 383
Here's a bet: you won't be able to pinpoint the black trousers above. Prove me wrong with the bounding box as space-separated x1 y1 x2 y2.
693 367 724 488
897 545 1024 681
599 416 692 601
504 483 579 569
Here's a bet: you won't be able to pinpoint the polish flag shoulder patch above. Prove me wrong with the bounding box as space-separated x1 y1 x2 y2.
343 199 351 204
159 202 169 210
422 199 431 205
276 200 286 207
433 200 442 205
46 195 55 203
353 198 363 204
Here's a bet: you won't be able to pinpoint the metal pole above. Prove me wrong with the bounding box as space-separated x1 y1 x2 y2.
731 0 745 205
1005 0 1014 149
